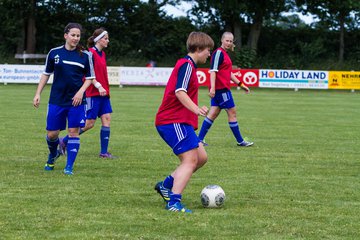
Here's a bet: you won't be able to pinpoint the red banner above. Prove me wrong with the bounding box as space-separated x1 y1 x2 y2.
196 68 259 87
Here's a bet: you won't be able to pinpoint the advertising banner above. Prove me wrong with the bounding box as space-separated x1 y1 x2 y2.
259 69 328 89
0 64 53 84
231 69 259 87
107 66 120 85
119 66 172 86
328 71 360 90
197 68 259 88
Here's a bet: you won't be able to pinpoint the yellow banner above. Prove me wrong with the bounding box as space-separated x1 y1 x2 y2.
329 71 360 89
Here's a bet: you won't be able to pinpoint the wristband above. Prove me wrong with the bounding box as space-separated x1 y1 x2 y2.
94 82 102 89
237 82 244 87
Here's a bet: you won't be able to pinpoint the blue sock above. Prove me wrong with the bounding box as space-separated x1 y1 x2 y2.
100 126 110 154
65 137 80 170
169 193 182 206
229 121 244 143
198 117 213 141
163 175 174 189
46 136 59 159
63 129 84 145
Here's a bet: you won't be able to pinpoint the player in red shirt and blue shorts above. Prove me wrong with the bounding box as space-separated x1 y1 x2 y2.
154 32 214 213
59 28 115 158
198 32 254 147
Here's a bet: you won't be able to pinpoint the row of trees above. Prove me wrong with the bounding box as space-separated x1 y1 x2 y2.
0 0 359 69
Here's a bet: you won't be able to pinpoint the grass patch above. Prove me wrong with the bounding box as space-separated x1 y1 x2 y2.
0 84 359 239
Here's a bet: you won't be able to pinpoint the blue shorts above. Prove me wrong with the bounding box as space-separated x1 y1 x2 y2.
211 89 235 109
46 104 86 131
156 123 199 155
85 96 113 120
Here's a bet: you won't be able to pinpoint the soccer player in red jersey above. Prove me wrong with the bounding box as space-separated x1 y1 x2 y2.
154 32 214 213
198 32 254 147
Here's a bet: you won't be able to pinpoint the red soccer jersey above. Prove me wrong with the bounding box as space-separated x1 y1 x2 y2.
210 47 232 90
86 47 110 97
155 56 199 129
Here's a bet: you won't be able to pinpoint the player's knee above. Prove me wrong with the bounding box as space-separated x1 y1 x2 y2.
87 122 95 129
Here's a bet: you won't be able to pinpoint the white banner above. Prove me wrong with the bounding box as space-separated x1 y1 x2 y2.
259 69 328 89
119 66 172 86
0 64 53 84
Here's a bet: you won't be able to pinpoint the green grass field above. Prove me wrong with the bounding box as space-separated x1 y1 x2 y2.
0 84 359 239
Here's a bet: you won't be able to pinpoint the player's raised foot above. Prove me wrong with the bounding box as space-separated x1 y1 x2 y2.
63 167 73 175
166 202 192 213
237 140 254 147
99 152 117 159
44 152 61 171
58 137 66 155
154 181 171 202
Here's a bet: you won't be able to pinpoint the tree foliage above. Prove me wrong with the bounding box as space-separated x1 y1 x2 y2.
0 0 359 69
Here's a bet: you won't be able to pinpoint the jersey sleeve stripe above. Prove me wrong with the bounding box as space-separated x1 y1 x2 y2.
212 50 222 71
182 63 192 89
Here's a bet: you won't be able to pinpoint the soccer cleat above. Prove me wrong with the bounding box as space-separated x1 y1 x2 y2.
44 152 61 171
237 140 254 147
44 163 55 171
166 202 192 213
63 168 73 175
154 181 171 202
58 137 67 156
99 152 116 159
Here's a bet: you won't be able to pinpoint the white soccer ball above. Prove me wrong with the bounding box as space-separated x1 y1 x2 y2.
200 185 226 208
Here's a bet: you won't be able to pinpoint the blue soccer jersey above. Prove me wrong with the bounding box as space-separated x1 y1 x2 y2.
44 45 95 106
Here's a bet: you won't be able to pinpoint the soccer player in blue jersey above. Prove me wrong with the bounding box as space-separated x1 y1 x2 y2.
58 28 115 159
198 32 253 147
154 32 214 213
33 23 95 175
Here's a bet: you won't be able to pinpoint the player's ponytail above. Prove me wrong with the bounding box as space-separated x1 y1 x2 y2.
87 28 107 48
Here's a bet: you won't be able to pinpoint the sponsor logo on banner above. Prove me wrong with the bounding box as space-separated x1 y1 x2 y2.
260 69 328 89
119 67 173 85
0 64 53 84
197 68 210 86
197 68 259 87
231 69 259 87
328 71 360 89
107 66 120 85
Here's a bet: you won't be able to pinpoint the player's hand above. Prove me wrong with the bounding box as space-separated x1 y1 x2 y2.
242 85 250 94
208 88 215 98
98 86 107 96
72 91 84 106
33 94 40 108
198 105 209 117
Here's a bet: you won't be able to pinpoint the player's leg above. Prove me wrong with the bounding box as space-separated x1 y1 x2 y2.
44 104 66 170
63 105 86 175
194 141 208 171
226 107 253 147
99 113 113 158
98 97 114 158
59 97 99 155
44 130 61 170
198 106 221 143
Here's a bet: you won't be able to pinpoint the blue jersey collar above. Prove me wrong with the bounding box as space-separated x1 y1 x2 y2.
184 55 197 68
